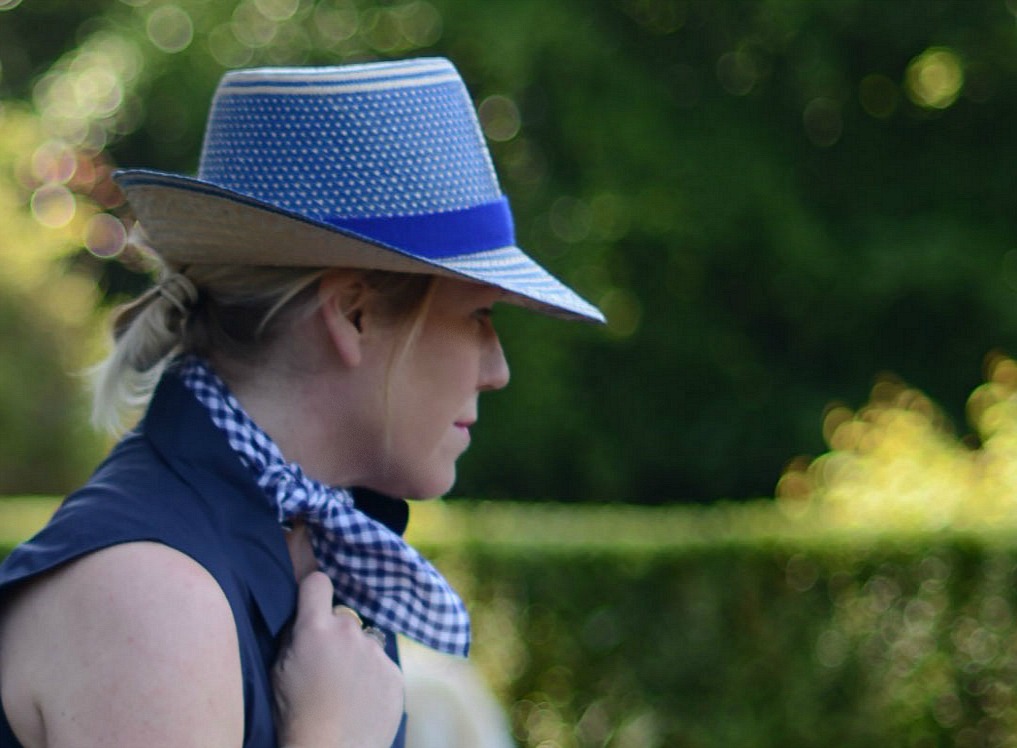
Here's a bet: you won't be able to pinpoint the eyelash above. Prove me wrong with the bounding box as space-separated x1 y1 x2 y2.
472 308 495 329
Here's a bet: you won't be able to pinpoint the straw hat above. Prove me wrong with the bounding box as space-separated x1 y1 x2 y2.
113 57 604 323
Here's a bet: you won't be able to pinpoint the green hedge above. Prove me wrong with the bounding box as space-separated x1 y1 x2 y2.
410 502 1017 748
6 497 1017 746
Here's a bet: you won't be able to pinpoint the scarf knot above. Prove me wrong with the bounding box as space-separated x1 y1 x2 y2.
176 356 470 657
262 461 348 525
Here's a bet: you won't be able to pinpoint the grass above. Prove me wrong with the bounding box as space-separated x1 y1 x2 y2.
7 494 1017 559
0 495 59 548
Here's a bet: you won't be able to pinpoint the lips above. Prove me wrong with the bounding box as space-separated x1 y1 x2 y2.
454 420 474 441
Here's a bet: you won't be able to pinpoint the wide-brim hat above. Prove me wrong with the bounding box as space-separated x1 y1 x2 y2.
113 57 604 324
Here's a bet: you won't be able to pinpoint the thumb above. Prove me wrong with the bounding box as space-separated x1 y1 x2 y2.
295 570 335 624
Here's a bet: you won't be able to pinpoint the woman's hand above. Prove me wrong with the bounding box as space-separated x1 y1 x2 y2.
273 571 405 748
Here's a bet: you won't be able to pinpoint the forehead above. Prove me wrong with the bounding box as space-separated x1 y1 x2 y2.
431 277 504 305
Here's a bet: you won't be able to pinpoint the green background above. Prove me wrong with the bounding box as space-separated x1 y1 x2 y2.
2 0 1017 504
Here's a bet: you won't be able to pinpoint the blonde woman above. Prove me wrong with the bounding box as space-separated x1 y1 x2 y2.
0 58 602 748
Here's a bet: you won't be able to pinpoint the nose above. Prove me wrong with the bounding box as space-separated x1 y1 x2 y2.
479 331 510 392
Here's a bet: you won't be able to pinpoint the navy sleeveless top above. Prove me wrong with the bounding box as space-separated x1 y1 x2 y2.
0 374 408 747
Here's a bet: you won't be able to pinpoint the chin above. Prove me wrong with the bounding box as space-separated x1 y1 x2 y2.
403 472 457 501
403 484 454 501
372 459 457 501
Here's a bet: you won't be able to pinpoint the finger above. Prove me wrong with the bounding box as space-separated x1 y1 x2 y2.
295 571 335 623
362 626 387 648
333 605 363 626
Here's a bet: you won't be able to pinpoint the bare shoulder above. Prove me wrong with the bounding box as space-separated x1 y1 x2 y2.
0 542 243 748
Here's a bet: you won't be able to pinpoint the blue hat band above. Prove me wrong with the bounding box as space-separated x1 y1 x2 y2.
322 197 515 259
113 58 606 323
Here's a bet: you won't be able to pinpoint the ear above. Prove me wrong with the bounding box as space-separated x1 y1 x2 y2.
317 272 368 368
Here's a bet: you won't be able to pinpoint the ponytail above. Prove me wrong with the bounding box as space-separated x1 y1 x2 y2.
89 269 198 434
88 257 434 435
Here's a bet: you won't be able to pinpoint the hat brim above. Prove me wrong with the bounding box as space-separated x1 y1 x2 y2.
114 170 605 324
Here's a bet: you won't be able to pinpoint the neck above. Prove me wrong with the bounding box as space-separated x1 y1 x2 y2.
210 353 349 486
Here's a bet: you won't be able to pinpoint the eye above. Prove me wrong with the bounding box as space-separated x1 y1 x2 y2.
471 307 496 332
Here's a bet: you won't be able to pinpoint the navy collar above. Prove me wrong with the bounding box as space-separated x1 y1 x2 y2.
141 373 297 636
139 374 412 637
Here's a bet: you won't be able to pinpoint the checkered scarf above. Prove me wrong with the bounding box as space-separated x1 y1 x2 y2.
176 355 470 657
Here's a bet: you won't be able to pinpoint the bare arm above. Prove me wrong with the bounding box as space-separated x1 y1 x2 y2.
0 542 244 748
0 542 405 748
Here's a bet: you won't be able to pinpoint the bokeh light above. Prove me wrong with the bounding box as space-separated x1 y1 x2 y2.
393 1 442 47
619 0 686 34
312 1 442 52
549 195 592 243
312 2 359 47
31 31 144 153
232 0 279 48
361 7 403 51
599 287 641 338
478 95 522 143
263 22 313 64
146 4 194 54
31 140 77 185
255 0 300 22
905 47 964 110
83 213 128 258
802 97 843 147
499 138 547 187
588 192 630 242
207 23 256 67
716 50 759 96
74 68 123 119
778 353 1017 532
859 73 899 118
30 184 77 229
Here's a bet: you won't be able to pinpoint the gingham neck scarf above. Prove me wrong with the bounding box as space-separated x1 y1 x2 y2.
176 356 470 657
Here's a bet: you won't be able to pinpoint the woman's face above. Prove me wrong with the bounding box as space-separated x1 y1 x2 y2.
361 277 510 499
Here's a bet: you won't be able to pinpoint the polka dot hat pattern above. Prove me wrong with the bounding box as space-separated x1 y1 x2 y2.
199 59 502 219
113 58 605 324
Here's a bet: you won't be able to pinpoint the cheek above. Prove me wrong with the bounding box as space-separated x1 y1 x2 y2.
411 336 479 400
382 367 445 447
388 359 473 447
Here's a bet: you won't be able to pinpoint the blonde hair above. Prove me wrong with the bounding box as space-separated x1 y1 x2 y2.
90 258 433 434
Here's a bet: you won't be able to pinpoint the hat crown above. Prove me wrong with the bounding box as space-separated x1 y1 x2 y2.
197 58 503 220
114 58 606 323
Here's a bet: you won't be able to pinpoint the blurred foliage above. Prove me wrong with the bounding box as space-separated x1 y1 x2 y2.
426 532 1017 747
11 344 1017 744
408 355 1017 745
3 0 1017 500
14 491 1017 745
0 496 60 546
0 104 106 492
778 353 1017 532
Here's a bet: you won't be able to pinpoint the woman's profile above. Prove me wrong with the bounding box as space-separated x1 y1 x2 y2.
0 57 603 748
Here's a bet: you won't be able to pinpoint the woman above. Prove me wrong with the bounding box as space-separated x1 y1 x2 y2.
0 57 603 748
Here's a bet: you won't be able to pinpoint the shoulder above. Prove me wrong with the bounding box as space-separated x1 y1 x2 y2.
0 542 243 748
